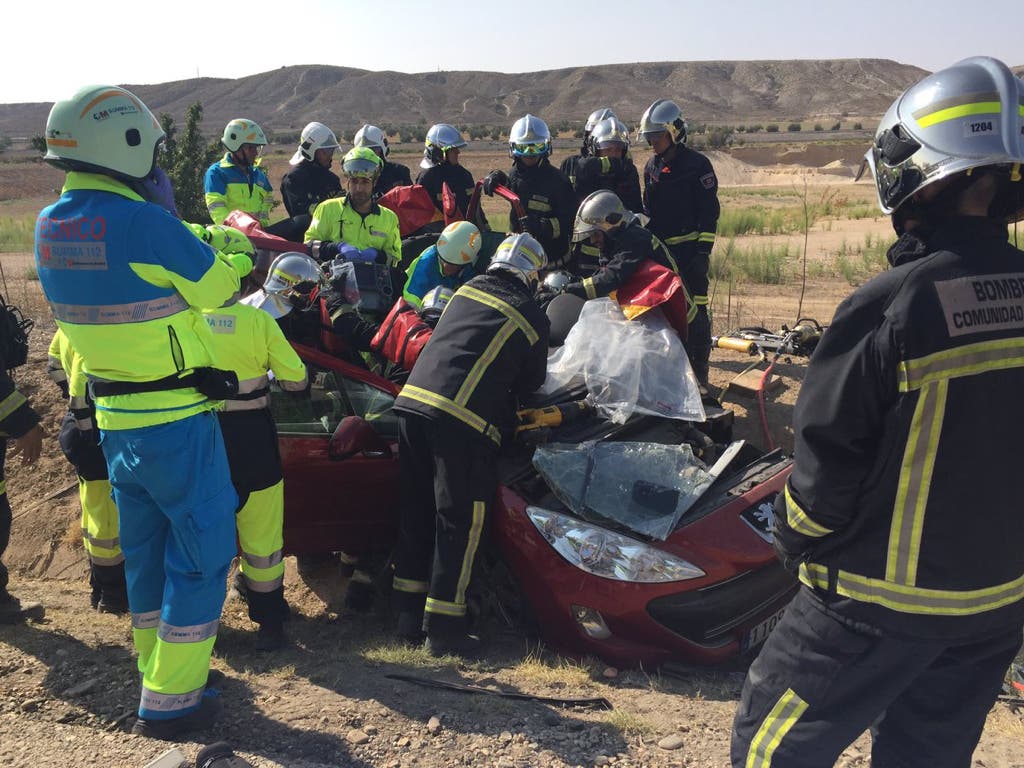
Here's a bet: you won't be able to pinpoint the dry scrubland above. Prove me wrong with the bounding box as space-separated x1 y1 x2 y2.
2 145 1024 767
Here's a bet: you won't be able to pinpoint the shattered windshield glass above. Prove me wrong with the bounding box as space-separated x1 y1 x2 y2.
533 440 742 540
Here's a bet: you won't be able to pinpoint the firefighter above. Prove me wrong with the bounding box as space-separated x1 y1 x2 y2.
560 107 616 184
36 85 249 739
0 313 43 624
415 123 475 220
571 117 643 213
203 294 308 651
47 329 127 613
732 57 1024 767
391 233 549 657
205 118 274 227
639 99 720 387
280 122 343 219
482 115 577 270
354 124 413 198
402 221 482 308
304 147 402 268
558 191 691 319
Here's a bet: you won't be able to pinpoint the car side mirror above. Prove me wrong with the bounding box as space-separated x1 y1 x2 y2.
328 416 392 461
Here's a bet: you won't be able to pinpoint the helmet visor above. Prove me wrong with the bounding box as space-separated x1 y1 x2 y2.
512 142 548 156
343 157 380 178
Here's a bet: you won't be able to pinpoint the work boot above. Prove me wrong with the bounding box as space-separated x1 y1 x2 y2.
195 741 255 768
254 623 286 652
394 611 425 647
228 569 249 603
342 579 376 614
96 588 129 615
0 592 45 624
424 629 483 659
131 692 223 741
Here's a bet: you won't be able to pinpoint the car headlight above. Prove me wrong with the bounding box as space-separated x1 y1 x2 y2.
526 506 705 583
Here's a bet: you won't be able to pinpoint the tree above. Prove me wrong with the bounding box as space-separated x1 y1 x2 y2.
787 123 802 132
30 136 46 154
159 103 221 224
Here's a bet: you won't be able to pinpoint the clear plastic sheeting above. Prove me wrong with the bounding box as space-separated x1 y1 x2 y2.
533 440 717 541
539 298 704 424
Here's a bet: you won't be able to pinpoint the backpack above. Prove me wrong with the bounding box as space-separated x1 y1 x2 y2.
0 295 31 370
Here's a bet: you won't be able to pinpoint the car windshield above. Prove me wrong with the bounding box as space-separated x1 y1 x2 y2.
532 440 745 540
269 365 399 440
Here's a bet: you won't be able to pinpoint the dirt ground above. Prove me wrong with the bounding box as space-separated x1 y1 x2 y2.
2 154 1024 767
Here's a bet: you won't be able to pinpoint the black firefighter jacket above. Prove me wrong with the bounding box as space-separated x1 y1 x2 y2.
394 272 549 448
280 160 343 218
508 160 577 270
776 216 1024 642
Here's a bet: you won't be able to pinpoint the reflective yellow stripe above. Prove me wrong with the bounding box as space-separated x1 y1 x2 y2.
915 101 1001 128
0 480 7 496
664 232 699 245
583 277 597 300
698 232 716 243
800 562 1024 616
692 295 709 306
458 285 539 344
454 501 485 608
526 199 552 213
399 385 501 445
425 597 467 617
0 391 27 422
784 483 832 538
455 320 516 406
550 219 560 238
887 379 946 585
393 577 429 594
898 338 1024 392
745 688 808 768
653 237 680 274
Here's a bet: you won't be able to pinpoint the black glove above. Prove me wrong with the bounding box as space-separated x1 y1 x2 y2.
533 287 560 309
519 213 552 240
771 491 813 575
482 170 509 196
310 240 340 262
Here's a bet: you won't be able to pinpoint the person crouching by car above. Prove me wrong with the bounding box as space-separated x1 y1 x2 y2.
391 233 550 657
402 221 482 308
202 295 308 652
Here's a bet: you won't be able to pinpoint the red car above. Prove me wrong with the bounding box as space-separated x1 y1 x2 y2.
271 343 797 669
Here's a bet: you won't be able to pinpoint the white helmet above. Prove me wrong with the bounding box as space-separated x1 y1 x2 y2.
222 119 268 153
572 190 634 243
354 124 390 159
44 85 164 180
509 114 552 159
420 286 454 326
590 117 631 155
864 56 1024 222
421 123 467 169
252 251 324 316
290 121 339 165
585 107 617 135
436 221 482 266
487 233 548 289
638 99 687 146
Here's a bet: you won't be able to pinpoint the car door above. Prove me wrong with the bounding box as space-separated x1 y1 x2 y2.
271 344 401 556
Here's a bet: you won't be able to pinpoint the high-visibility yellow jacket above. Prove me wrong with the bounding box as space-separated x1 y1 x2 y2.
304 197 402 267
202 302 307 411
35 172 243 430
204 154 274 226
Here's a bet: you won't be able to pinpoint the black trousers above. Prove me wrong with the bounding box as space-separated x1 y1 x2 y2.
391 414 496 634
732 587 1022 768
0 441 9 596
667 243 711 385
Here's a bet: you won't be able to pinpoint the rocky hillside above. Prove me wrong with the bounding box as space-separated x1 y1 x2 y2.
0 59 931 139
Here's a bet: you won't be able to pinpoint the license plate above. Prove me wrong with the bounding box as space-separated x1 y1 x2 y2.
741 606 787 652
740 500 776 543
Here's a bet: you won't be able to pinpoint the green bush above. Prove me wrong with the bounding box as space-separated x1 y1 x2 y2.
766 124 779 133
787 123 802 132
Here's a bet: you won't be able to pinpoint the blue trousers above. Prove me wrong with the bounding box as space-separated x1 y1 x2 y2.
102 411 237 720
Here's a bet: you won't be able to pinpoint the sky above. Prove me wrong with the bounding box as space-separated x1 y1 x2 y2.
2 0 1021 105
